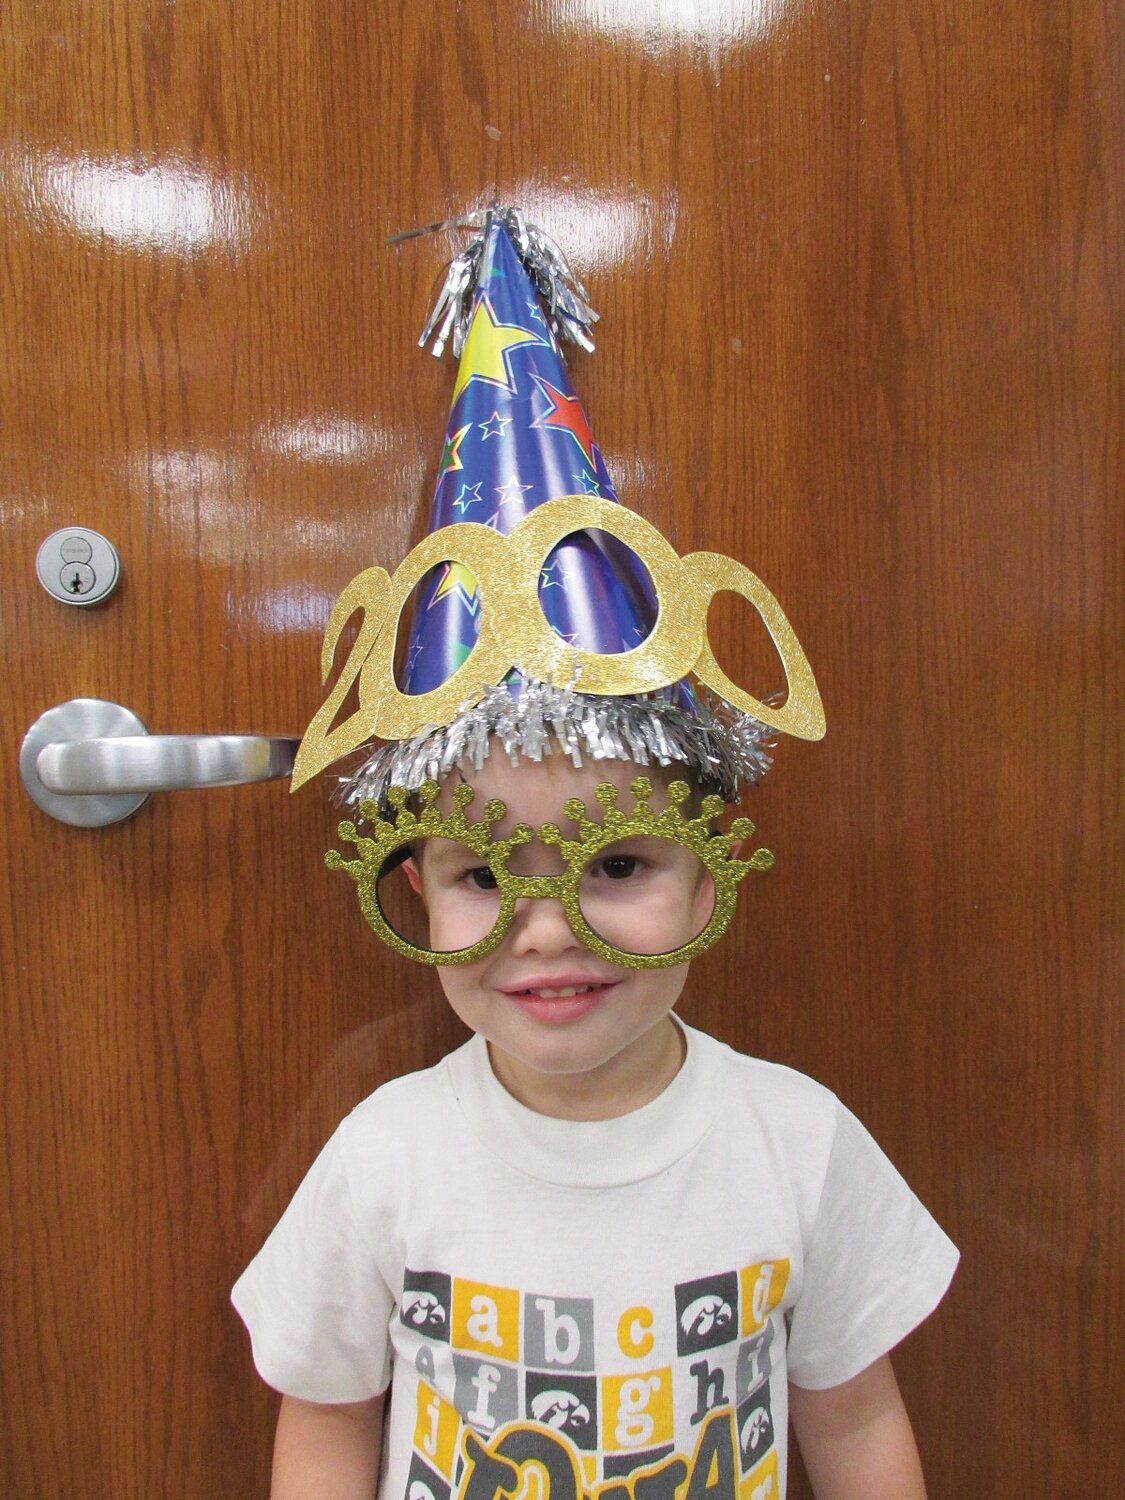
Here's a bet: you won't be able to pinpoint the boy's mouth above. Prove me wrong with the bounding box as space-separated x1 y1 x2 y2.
498 977 620 1019
501 972 627 1020
501 975 618 1000
516 983 603 998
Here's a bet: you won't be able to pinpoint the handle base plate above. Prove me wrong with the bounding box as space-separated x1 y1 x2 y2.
21 699 150 828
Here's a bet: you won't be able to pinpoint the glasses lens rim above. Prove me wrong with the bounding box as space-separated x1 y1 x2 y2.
573 834 720 960
372 834 510 963
567 899 730 967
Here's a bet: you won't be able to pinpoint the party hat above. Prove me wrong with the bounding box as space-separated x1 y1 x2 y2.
292 207 825 808
401 211 660 693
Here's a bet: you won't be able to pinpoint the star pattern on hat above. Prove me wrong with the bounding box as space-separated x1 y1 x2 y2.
484 486 530 530
452 295 543 406
539 553 584 592
438 422 471 479
495 474 533 508
452 482 484 514
429 560 480 613
478 410 512 441
531 376 599 467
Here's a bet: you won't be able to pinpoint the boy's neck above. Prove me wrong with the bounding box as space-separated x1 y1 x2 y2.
485 1016 686 1122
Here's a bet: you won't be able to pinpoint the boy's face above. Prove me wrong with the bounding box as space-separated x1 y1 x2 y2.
408 756 714 1118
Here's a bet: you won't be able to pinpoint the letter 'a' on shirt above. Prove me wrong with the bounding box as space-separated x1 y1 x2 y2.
232 1023 958 1500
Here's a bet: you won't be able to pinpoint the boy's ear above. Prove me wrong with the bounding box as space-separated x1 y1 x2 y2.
403 856 422 896
692 868 718 930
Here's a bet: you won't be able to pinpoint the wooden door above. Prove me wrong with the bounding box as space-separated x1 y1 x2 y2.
2 2 1120 1496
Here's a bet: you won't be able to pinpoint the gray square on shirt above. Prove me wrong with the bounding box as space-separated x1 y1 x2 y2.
452 1354 519 1433
522 1293 596 1372
735 1327 774 1402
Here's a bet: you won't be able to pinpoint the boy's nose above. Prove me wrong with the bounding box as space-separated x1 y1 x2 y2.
506 895 579 957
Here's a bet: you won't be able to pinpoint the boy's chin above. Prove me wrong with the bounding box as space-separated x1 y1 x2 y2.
481 1011 685 1113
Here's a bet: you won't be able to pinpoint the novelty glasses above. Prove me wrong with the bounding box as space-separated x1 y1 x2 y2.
326 776 774 968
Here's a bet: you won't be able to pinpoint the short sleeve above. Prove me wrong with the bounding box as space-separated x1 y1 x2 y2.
231 1121 396 1403
786 1101 959 1390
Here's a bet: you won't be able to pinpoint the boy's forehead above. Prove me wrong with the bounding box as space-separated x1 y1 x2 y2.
440 754 655 831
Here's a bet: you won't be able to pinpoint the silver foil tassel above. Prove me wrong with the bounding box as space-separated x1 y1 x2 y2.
407 204 600 358
334 676 776 820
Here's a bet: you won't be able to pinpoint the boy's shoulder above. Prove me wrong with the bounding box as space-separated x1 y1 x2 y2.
344 1048 458 1131
310 1049 467 1206
691 1022 841 1115
694 1029 895 1224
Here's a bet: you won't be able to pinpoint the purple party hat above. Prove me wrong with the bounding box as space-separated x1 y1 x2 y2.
342 208 776 808
402 214 659 690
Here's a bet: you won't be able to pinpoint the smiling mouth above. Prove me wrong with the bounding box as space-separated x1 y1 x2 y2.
528 984 600 996
518 983 603 998
504 979 618 1002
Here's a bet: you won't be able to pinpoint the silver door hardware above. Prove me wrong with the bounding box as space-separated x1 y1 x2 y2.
20 699 299 828
36 527 121 606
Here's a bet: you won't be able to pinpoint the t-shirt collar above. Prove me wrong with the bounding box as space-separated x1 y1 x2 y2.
444 1018 716 1188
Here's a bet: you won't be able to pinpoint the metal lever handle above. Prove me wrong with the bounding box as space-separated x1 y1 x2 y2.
38 733 297 794
21 698 299 828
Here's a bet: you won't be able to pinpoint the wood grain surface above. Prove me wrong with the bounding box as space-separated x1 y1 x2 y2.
1 1 1121 1495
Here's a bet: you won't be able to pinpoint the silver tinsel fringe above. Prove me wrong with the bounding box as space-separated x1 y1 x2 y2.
335 679 777 817
411 205 600 359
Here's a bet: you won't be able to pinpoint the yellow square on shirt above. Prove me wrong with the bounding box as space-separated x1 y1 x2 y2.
600 1368 674 1452
451 1278 521 1363
413 1381 461 1480
739 1261 789 1336
739 1448 780 1500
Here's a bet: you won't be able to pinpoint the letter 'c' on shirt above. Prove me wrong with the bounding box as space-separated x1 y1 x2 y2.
618 1306 655 1358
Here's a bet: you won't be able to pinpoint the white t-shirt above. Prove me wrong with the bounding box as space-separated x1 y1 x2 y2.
232 1024 958 1500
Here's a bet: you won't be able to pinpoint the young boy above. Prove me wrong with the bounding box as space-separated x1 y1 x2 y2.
233 752 958 1500
234 208 957 1499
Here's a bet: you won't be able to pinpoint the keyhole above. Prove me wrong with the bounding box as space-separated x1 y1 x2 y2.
60 563 95 596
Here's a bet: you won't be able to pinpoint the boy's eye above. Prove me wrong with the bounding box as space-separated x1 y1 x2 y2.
594 854 640 880
465 866 499 891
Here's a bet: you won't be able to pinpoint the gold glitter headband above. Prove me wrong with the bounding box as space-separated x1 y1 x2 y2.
326 775 774 968
293 495 825 791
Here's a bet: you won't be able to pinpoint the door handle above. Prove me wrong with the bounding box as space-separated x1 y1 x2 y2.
20 698 299 828
38 729 298 793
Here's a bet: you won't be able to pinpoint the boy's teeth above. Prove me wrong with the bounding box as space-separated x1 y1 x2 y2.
527 984 596 998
